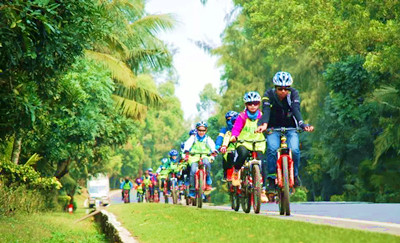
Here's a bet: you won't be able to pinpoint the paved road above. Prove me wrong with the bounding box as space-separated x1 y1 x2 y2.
109 189 400 236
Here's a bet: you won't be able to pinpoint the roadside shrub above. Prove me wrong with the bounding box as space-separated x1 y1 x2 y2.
0 183 45 215
330 194 345 202
291 187 307 202
0 159 61 213
57 195 71 211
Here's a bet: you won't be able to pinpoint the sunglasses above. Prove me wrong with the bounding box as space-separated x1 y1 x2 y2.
197 129 207 132
246 101 260 106
276 86 290 91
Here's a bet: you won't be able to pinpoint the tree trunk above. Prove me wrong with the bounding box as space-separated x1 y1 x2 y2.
11 131 22 164
55 158 71 179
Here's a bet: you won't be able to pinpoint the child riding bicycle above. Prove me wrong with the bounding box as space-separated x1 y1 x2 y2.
183 121 218 198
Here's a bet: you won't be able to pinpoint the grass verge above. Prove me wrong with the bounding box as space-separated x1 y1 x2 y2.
0 193 106 243
107 203 400 243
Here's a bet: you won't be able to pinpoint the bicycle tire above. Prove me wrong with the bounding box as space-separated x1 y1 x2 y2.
232 187 240 211
172 188 178 204
197 170 203 208
252 164 261 214
282 156 291 216
241 171 251 213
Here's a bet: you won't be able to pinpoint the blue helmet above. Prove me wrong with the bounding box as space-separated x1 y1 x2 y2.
161 158 168 164
273 71 293 86
225 111 238 120
189 129 197 136
196 121 208 129
169 149 179 157
180 142 185 150
147 168 153 172
243 91 261 103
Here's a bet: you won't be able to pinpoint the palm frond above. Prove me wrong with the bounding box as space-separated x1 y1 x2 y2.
24 153 42 167
129 14 175 36
85 50 137 87
112 95 148 120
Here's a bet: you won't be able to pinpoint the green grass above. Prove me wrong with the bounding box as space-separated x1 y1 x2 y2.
107 203 400 243
0 193 106 243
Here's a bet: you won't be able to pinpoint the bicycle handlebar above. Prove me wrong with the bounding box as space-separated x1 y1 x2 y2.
266 127 303 133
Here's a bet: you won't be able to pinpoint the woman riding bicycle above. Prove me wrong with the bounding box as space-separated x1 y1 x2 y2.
256 71 314 191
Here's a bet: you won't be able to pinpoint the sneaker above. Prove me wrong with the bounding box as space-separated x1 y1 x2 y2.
232 170 240 186
261 189 268 203
294 176 301 187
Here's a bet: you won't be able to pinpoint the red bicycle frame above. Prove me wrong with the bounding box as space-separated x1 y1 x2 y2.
276 134 295 188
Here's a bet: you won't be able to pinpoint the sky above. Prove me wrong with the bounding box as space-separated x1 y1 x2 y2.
146 0 234 120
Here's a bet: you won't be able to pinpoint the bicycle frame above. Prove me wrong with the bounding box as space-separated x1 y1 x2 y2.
271 128 297 189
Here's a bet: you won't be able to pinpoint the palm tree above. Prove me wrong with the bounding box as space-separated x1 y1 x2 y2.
88 0 175 119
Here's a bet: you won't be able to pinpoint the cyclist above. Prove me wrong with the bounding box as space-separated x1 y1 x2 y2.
230 92 266 190
166 149 180 195
157 158 170 195
216 111 239 181
183 121 217 198
135 177 144 201
256 71 314 191
120 176 133 201
142 169 154 201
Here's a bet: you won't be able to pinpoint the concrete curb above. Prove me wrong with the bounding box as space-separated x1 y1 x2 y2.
94 209 139 243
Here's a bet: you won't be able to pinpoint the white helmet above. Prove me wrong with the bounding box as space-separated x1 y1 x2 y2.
273 71 293 86
243 91 261 103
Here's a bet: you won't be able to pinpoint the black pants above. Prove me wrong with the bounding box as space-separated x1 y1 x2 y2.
233 145 264 170
222 152 235 177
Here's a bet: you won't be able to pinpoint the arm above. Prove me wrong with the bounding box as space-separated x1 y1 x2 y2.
290 89 304 126
221 131 232 147
183 136 195 152
215 127 227 150
257 91 271 126
206 136 217 153
231 113 246 137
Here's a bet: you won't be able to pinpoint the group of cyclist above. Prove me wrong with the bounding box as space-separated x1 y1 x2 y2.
121 71 314 203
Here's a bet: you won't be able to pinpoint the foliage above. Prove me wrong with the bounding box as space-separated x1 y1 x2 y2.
291 187 308 202
213 0 400 202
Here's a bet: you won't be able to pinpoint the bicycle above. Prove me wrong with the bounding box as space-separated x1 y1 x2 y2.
169 171 179 204
266 127 300 216
238 139 264 214
123 189 130 203
188 152 211 208
136 186 144 203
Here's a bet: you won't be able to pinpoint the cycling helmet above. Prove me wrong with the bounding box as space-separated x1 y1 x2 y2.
147 168 153 172
225 111 238 120
169 149 179 157
243 91 261 103
161 158 168 164
189 128 197 136
231 112 239 124
180 142 185 150
196 121 208 129
273 71 293 86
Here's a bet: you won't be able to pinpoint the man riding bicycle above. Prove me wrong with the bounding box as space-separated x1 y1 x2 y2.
256 71 314 191
120 177 133 201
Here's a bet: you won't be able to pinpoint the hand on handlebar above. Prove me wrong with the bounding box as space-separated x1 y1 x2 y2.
220 146 227 154
256 123 268 133
230 136 237 143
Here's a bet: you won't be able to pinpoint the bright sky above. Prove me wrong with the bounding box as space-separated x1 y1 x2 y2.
146 0 233 120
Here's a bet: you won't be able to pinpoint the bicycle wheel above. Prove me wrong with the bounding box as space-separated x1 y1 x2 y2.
197 170 204 208
252 164 261 214
172 188 178 204
232 187 240 212
282 156 291 216
241 171 251 213
145 190 150 203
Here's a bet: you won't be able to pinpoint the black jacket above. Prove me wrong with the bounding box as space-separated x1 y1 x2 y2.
258 87 304 128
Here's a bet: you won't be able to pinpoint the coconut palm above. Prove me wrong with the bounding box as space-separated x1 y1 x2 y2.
88 0 175 119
